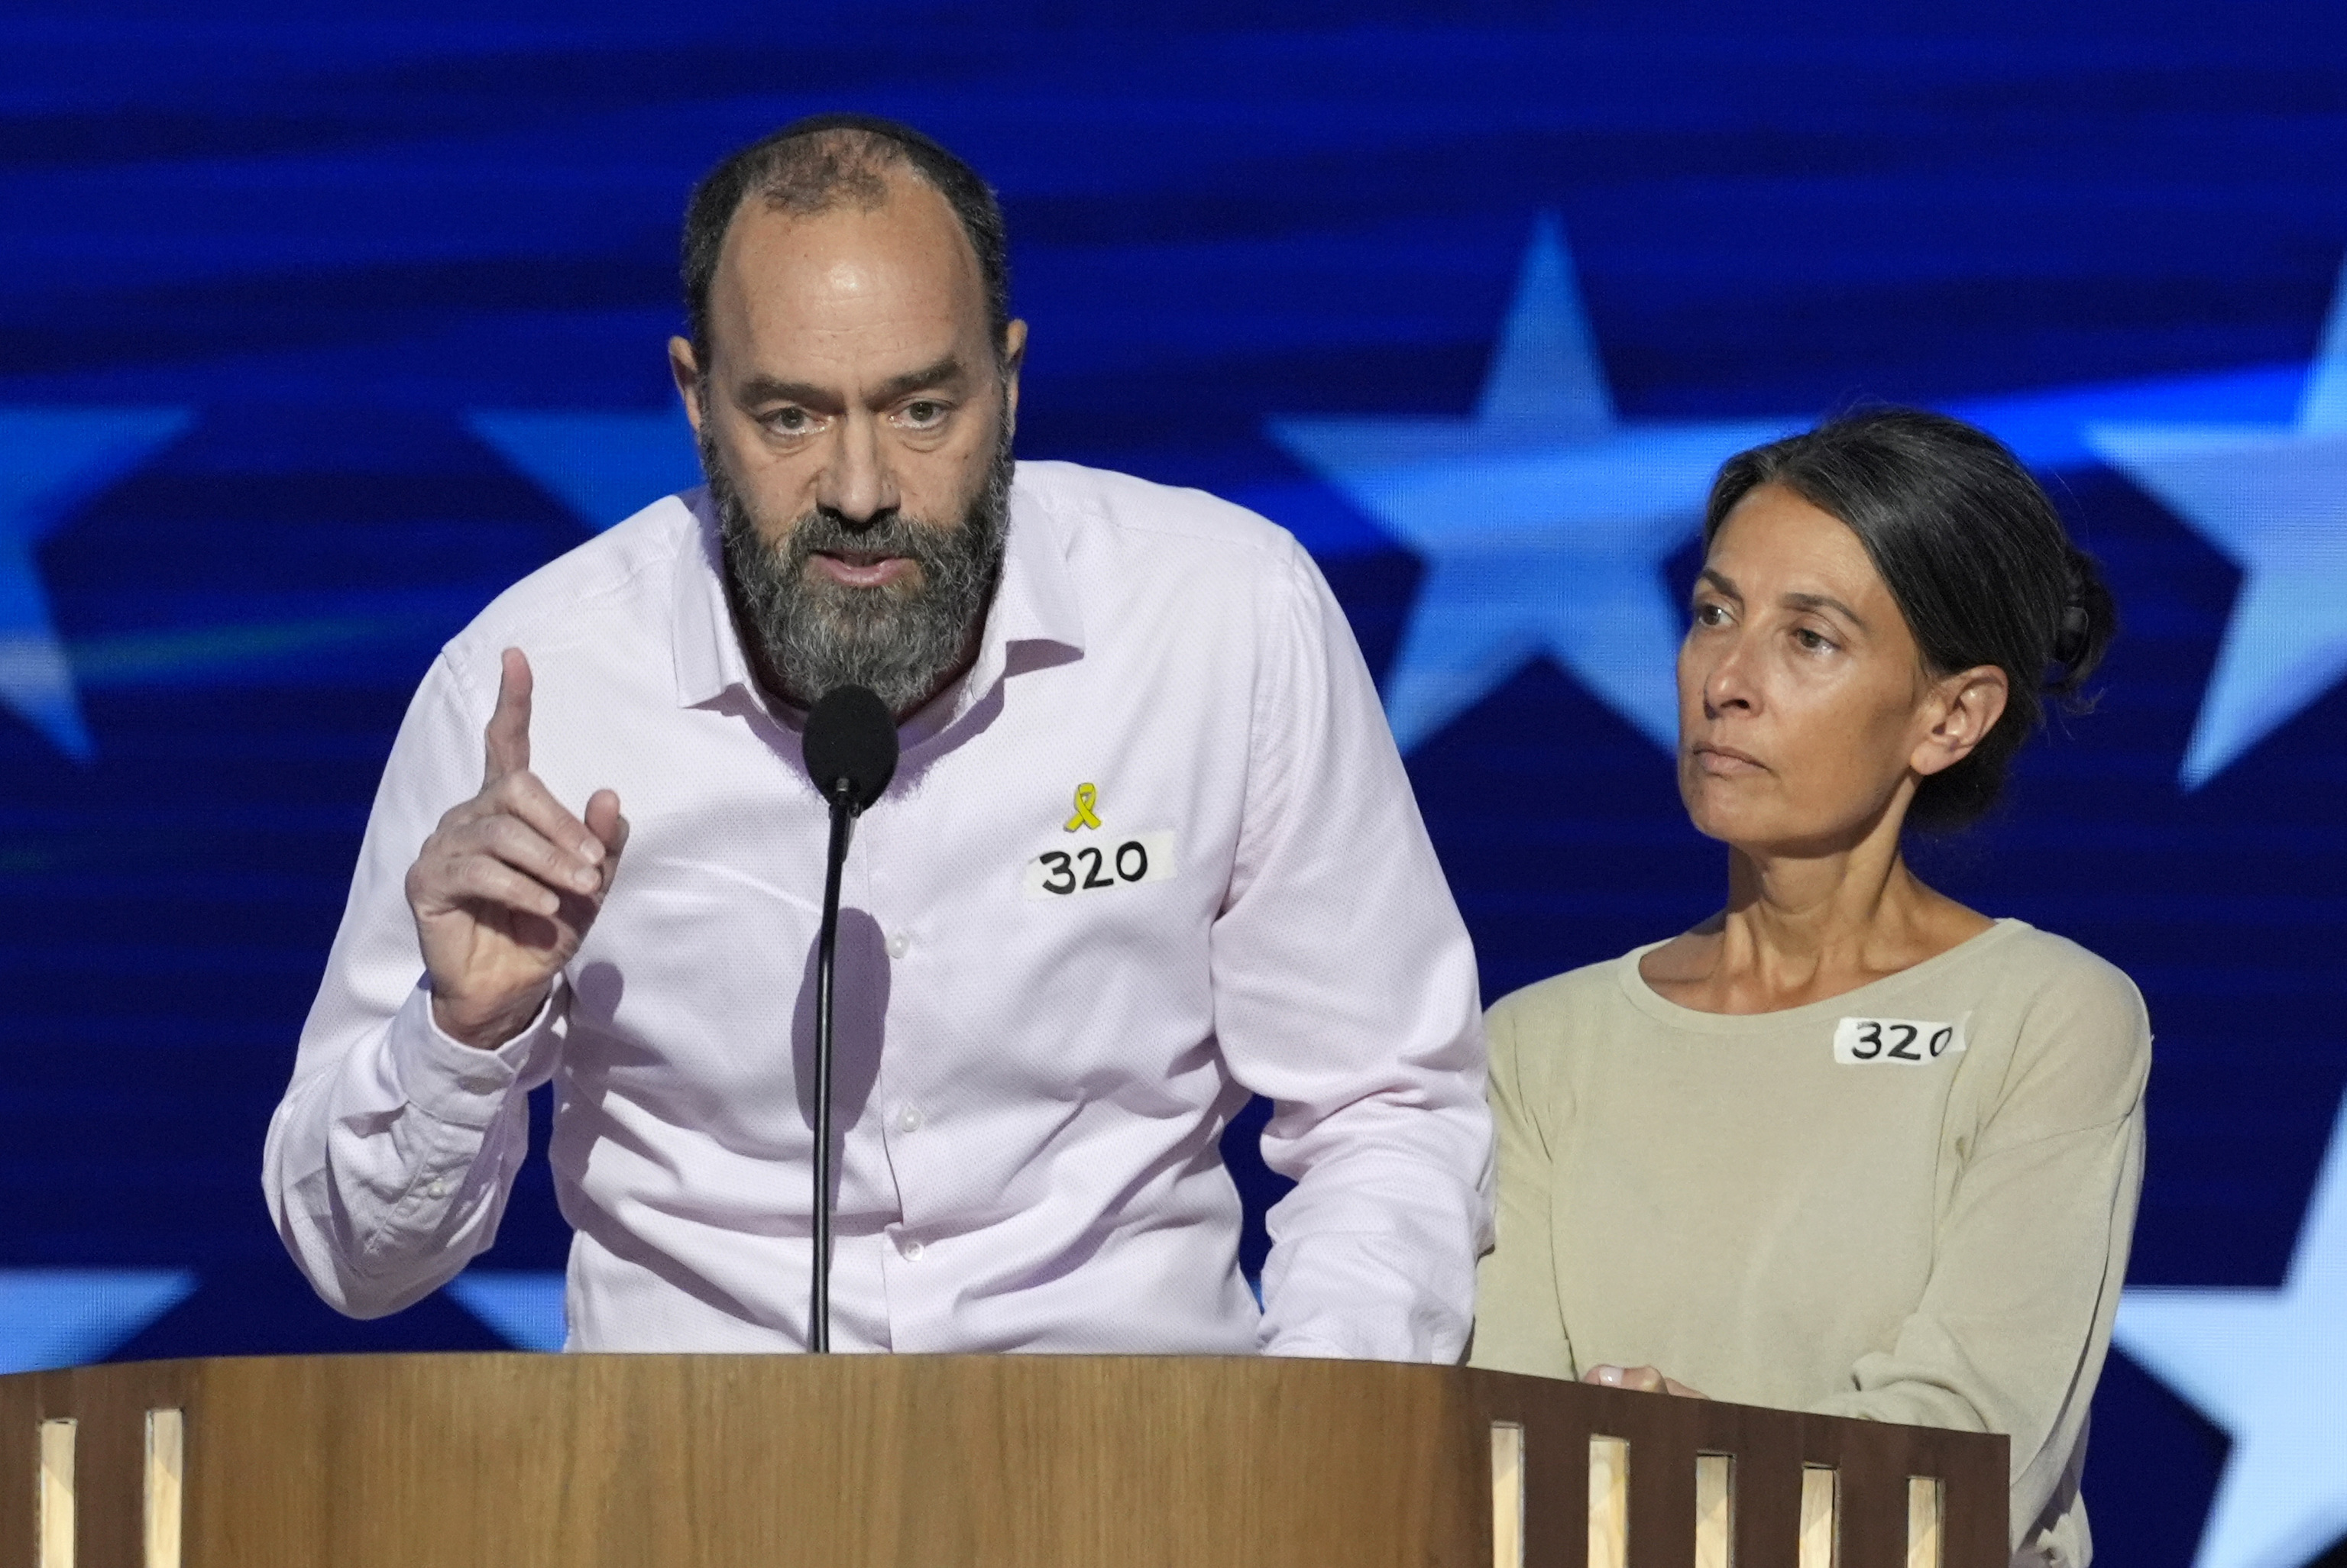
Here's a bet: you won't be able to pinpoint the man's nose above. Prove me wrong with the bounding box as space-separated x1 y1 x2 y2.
817 412 899 525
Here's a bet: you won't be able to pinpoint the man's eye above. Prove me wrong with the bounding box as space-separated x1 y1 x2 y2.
1692 602 1729 626
902 400 948 428
1794 627 1836 652
765 408 813 434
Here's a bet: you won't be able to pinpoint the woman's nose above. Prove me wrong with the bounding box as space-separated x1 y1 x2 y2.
1701 637 1758 715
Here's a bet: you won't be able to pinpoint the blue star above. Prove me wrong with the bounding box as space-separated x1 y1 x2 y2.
2086 255 2347 788
0 1268 196 1372
445 1269 568 1351
1267 217 1794 752
468 408 701 532
2115 1088 2347 1568
0 408 193 761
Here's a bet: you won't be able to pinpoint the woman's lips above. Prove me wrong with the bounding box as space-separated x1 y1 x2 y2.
809 553 915 589
1691 742 1766 775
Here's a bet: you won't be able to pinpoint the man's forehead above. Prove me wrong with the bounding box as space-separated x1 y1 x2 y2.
717 175 979 302
703 176 989 377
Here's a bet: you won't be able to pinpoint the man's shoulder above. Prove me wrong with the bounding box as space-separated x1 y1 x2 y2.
1015 459 1301 564
442 491 703 664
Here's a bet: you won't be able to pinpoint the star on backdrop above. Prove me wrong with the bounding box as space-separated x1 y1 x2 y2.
468 409 702 533
2115 1087 2347 1568
0 408 194 760
445 1270 567 1351
1267 215 1794 752
0 1269 196 1373
2087 253 2347 789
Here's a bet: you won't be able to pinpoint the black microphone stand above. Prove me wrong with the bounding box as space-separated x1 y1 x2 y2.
810 778 856 1355
800 682 895 1356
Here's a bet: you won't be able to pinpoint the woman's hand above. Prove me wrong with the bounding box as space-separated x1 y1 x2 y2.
1584 1364 1708 1399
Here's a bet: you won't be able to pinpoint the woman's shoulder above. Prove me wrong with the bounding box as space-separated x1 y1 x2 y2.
1960 921 2148 1028
1951 922 2151 1121
1482 955 1646 1113
1486 950 1649 1041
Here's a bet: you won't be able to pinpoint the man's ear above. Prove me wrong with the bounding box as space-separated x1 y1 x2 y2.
1910 664 2010 778
999 318 1029 438
668 336 706 438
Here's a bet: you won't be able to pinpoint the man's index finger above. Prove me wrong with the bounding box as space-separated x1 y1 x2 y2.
482 647 533 784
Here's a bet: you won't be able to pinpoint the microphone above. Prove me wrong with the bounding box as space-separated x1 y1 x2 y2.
801 685 898 1355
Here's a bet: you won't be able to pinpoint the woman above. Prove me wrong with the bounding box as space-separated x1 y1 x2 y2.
1470 410 2146 1568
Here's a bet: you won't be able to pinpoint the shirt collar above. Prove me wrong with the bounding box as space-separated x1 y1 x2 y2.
950 467 1086 710
667 467 1086 717
670 487 750 710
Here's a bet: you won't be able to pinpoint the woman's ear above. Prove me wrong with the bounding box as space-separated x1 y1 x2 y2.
1910 665 2009 778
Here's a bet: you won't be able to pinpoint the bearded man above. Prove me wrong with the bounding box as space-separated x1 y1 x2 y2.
265 116 1490 1359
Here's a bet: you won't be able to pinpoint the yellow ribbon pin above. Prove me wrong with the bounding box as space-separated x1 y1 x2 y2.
1064 782 1102 832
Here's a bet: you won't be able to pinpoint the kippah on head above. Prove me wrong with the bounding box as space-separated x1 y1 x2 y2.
680 112 1012 370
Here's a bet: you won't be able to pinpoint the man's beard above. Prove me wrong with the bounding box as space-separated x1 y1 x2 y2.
704 419 1013 716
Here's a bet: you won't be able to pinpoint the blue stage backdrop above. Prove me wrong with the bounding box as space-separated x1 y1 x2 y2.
5 4 2347 1564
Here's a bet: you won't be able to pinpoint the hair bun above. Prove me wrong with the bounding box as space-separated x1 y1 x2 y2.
2052 602 2091 667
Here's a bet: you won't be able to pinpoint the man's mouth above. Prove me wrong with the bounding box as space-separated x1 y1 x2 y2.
809 551 916 590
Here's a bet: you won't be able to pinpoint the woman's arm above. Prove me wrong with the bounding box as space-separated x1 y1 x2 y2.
1468 994 1578 1378
1810 956 2151 1548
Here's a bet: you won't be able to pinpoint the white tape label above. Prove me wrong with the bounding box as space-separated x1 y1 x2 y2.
1023 830 1177 900
1834 1015 1968 1065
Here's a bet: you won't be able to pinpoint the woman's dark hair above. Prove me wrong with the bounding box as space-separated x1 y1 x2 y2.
681 113 1011 372
1703 409 2116 829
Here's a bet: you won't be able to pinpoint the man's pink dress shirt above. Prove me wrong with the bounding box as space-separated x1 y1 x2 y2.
264 461 1491 1360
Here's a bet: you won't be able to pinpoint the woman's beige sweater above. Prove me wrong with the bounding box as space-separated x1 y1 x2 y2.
1469 919 2149 1567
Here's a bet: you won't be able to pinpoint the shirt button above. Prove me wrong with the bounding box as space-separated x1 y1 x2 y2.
425 1179 448 1200
899 1237 926 1262
885 931 911 959
895 1104 924 1134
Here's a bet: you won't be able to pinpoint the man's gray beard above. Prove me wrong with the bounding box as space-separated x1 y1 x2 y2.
705 425 1012 716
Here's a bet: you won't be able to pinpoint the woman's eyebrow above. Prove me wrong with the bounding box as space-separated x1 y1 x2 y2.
1783 590 1868 630
1695 567 1742 601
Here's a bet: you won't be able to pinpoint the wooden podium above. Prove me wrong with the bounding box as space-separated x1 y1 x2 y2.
0 1353 2005 1567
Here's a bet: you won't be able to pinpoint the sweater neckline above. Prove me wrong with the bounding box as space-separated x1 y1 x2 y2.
1611 917 2029 1036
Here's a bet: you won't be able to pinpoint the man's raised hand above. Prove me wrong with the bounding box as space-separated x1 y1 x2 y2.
405 648 627 1049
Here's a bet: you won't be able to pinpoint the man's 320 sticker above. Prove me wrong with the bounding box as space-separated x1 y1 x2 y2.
1024 831 1177 900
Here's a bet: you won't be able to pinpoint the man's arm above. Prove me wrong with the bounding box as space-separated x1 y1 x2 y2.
1212 536 1493 1363
262 648 623 1317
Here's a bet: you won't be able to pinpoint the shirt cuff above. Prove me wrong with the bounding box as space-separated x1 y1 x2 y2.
386 981 554 1130
1260 1333 1359 1360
